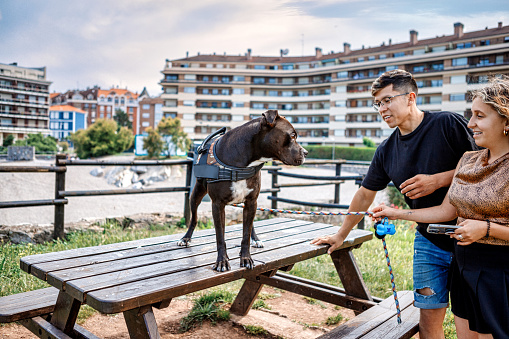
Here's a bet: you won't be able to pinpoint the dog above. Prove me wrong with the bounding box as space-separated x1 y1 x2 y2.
177 110 307 271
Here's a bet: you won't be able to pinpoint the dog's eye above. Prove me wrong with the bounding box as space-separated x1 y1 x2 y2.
291 132 297 139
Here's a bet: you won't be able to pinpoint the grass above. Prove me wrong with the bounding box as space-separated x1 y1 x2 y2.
0 217 457 337
179 291 233 332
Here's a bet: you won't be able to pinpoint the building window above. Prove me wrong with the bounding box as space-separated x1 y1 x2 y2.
282 64 294 70
232 102 244 107
183 100 194 106
142 113 150 118
394 52 405 58
452 57 468 66
233 88 244 95
233 76 245 82
183 87 195 93
267 78 277 84
253 77 265 84
254 65 265 70
450 93 465 101
142 122 150 127
457 42 472 49
143 104 150 109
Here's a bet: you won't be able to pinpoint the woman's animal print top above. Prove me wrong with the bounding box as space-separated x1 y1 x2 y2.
449 149 509 246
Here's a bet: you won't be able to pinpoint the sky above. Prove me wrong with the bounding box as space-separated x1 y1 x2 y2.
1 0 508 97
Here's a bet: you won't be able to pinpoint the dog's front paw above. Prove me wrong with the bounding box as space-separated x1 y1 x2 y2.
177 238 191 247
212 259 231 272
251 239 264 248
240 256 255 269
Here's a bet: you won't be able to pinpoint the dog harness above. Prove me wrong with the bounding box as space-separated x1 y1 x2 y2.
193 128 264 183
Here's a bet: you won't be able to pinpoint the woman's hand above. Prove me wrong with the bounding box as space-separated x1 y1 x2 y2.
311 233 345 255
451 219 488 246
371 203 401 221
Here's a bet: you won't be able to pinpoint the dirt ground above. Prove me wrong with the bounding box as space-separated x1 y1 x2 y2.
0 286 356 338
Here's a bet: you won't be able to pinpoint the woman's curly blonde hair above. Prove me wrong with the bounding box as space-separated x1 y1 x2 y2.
471 75 509 120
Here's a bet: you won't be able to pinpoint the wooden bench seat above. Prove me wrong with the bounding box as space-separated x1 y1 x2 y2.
0 287 59 323
318 290 419 339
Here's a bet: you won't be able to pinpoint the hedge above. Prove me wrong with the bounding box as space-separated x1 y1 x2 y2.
305 145 376 161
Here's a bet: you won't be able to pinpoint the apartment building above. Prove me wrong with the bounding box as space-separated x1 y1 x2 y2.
0 62 51 145
137 95 164 134
97 88 139 130
160 22 509 146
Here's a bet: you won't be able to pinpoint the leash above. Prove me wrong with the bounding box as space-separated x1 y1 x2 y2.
229 204 373 216
230 204 402 324
374 218 401 324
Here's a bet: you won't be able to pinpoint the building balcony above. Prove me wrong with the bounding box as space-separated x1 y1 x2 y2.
0 124 49 133
0 111 49 120
0 97 48 108
0 84 49 96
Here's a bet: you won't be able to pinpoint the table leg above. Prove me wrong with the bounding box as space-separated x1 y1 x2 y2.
230 269 278 316
50 291 81 334
123 305 161 339
331 248 372 313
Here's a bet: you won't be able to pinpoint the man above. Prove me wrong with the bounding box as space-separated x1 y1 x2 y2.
311 70 477 338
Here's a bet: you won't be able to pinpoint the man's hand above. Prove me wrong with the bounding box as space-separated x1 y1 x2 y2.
400 174 440 199
310 233 345 255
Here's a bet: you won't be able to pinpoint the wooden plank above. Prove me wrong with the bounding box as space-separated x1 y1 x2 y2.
46 219 318 290
230 270 278 316
249 270 377 313
84 228 370 314
20 316 102 339
317 291 416 339
0 287 59 323
331 247 373 305
28 218 307 280
20 316 73 339
64 224 338 302
50 291 81 334
20 217 294 271
123 305 161 339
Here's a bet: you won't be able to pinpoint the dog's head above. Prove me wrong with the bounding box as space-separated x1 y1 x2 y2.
261 110 308 166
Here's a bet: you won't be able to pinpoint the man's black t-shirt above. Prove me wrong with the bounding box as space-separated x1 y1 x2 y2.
362 111 477 252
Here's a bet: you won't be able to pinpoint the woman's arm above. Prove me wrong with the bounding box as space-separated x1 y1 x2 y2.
453 219 509 245
371 191 457 223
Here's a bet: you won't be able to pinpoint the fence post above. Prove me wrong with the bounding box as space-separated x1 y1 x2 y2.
334 162 342 204
270 164 278 210
183 161 193 225
54 154 67 239
356 175 365 230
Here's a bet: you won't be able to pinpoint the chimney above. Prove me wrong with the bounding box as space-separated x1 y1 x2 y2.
454 22 464 37
343 43 351 55
186 51 189 58
389 39 392 46
247 48 252 60
410 30 418 45
499 22 503 29
315 47 322 58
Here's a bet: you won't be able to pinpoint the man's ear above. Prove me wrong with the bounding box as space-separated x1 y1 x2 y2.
262 110 279 128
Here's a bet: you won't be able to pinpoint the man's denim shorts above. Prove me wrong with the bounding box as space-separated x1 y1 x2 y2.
413 231 453 309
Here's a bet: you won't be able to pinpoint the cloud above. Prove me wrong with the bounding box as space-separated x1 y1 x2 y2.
1 0 508 96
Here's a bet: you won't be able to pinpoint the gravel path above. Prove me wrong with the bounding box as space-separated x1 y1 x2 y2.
0 156 386 226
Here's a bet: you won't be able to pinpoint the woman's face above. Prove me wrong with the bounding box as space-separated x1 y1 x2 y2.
468 97 509 149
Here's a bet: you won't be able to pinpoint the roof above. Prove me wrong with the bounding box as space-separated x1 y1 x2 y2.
171 23 509 64
98 88 139 99
49 105 87 114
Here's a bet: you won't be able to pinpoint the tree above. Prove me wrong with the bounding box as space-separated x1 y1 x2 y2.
142 127 164 159
157 117 191 156
114 109 132 130
2 134 14 147
70 119 134 158
362 137 376 148
13 133 58 153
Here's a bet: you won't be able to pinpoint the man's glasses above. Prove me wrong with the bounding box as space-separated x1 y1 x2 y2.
372 93 409 112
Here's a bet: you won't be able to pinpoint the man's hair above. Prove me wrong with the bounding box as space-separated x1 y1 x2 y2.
471 75 509 121
371 70 418 96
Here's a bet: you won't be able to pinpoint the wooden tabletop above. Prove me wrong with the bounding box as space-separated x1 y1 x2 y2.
21 218 372 315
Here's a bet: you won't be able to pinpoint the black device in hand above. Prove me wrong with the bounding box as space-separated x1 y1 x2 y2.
427 224 461 235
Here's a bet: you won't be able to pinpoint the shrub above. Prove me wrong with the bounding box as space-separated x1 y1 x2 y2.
180 291 234 332
70 119 134 159
13 133 58 153
305 145 376 161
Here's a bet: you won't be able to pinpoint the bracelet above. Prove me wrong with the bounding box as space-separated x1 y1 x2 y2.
486 220 491 238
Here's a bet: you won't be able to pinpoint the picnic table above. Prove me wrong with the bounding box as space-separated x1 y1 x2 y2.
13 217 376 338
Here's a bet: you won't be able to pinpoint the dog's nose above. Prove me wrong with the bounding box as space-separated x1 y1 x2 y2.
303 149 308 157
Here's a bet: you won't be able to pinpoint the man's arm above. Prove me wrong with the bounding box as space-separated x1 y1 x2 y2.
399 169 455 200
311 187 377 254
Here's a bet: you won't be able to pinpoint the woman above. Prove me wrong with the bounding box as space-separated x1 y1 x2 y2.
372 76 509 338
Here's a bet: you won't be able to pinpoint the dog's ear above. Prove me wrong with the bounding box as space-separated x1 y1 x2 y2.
262 110 279 128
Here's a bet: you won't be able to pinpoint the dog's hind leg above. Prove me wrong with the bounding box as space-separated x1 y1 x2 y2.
177 180 207 247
